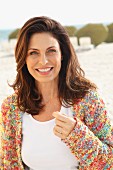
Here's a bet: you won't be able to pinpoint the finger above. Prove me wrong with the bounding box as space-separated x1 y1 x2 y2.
55 118 77 137
55 125 69 136
55 119 66 128
55 116 76 130
55 117 75 131
54 125 63 133
53 129 62 138
53 127 66 139
53 112 68 122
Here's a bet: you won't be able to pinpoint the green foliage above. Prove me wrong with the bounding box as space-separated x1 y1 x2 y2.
105 23 113 43
75 24 108 46
8 28 20 40
64 26 77 37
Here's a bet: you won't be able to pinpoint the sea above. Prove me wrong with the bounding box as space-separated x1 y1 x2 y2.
0 29 14 42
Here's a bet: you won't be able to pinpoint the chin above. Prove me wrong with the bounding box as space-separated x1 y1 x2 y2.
35 76 59 84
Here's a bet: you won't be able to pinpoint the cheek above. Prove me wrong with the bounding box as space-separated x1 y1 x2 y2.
26 60 35 76
54 59 62 75
57 57 62 68
26 58 35 68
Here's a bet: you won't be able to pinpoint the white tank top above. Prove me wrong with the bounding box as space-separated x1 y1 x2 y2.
21 106 79 170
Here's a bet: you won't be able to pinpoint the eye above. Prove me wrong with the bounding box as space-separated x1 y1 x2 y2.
29 51 39 55
47 49 57 54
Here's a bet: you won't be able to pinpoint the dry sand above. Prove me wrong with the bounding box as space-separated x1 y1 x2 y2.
0 43 113 124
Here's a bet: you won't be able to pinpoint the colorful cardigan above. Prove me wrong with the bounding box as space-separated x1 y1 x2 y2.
0 90 113 170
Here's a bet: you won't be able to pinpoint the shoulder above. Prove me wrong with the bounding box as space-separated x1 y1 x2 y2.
1 93 17 108
72 89 106 119
81 89 106 115
80 89 104 105
1 93 18 117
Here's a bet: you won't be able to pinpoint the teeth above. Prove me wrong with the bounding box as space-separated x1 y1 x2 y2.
37 68 51 72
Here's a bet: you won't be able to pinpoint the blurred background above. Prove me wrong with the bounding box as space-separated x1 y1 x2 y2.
0 0 113 123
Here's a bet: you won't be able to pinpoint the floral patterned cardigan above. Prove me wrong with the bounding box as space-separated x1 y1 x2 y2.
0 90 113 170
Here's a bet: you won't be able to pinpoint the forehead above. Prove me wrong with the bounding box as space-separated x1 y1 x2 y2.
28 32 60 49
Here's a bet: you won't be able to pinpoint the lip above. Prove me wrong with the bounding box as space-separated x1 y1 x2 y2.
35 67 53 75
36 67 53 69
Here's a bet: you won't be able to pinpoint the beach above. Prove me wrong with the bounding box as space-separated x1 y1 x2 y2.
0 43 113 124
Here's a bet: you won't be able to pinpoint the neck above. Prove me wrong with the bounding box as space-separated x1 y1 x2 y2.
35 81 59 103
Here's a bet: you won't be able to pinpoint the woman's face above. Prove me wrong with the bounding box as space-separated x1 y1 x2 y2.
26 32 62 84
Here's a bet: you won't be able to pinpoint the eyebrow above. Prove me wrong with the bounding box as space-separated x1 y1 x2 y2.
28 48 39 51
28 46 56 51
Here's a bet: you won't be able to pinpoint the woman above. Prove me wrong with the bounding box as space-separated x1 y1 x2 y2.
0 16 113 170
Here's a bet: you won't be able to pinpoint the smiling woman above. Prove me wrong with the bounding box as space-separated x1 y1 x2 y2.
26 32 62 83
0 16 113 170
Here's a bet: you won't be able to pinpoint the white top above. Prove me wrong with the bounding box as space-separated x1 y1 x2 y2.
21 106 79 170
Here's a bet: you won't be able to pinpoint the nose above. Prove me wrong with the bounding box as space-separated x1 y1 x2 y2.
39 54 48 65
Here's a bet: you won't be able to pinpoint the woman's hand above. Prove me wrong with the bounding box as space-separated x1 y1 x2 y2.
52 111 76 139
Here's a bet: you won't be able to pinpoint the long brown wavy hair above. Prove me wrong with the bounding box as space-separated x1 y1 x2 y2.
11 16 97 115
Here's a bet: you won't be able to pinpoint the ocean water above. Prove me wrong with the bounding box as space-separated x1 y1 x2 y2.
0 29 13 42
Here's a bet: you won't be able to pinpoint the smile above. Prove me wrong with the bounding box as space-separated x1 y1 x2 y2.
35 67 53 74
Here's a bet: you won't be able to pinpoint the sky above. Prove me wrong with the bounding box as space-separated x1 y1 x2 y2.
0 0 113 29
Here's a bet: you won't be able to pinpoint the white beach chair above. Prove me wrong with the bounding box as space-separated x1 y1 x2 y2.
78 37 94 51
9 39 17 54
70 37 78 48
79 37 94 48
0 40 10 52
79 37 91 46
9 39 17 49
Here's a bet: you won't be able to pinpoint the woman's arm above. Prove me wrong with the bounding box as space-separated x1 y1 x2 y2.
0 96 13 169
63 90 113 169
0 94 24 170
0 109 2 166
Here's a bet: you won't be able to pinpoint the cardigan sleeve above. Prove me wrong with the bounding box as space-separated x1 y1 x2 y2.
0 94 24 170
63 90 113 169
0 108 2 164
0 96 13 169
